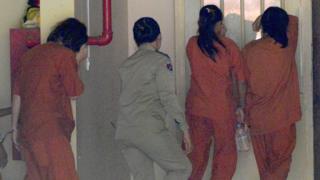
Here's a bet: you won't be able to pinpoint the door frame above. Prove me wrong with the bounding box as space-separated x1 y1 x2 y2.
297 0 314 178
174 0 187 105
312 0 320 179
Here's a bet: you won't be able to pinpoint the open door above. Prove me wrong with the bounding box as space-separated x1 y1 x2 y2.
176 0 313 179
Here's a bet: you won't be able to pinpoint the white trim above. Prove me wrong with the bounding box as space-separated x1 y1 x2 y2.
240 0 245 48
281 0 286 9
298 0 314 178
260 0 265 12
220 0 224 12
71 100 77 168
174 0 187 104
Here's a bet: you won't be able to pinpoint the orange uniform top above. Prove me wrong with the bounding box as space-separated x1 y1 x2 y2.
13 43 84 143
186 36 246 120
242 16 301 134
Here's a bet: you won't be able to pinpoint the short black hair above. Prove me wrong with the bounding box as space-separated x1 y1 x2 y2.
133 17 160 46
261 7 289 48
47 18 88 52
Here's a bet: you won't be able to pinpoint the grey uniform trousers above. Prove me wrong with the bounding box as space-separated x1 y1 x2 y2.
117 129 191 180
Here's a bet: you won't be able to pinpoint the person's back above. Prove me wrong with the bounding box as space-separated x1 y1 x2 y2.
242 7 301 180
16 43 83 141
243 12 300 134
117 46 173 132
186 5 246 180
12 18 88 180
187 36 244 119
115 17 191 180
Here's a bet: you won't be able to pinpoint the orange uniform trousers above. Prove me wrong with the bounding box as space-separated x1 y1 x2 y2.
188 115 237 180
251 125 296 180
22 135 78 180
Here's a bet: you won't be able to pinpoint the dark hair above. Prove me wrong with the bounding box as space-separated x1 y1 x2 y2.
261 7 289 48
133 17 161 46
47 18 88 52
197 5 224 61
28 0 39 7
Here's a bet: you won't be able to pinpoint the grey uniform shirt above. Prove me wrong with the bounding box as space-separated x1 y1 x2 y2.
116 44 188 135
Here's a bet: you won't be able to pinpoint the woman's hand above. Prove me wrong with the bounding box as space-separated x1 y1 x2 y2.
183 130 193 154
236 107 245 123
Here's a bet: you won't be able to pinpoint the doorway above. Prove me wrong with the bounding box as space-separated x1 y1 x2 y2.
313 0 320 179
175 0 313 179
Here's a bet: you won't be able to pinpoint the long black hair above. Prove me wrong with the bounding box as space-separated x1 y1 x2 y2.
133 17 161 46
261 7 289 48
47 18 88 52
197 5 224 61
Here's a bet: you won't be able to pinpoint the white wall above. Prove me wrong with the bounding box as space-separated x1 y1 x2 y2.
185 0 200 45
75 0 130 179
0 0 27 179
0 1 25 109
40 0 75 42
287 0 314 179
128 0 175 58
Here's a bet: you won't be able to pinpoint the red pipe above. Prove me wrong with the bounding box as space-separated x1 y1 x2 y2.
26 0 113 47
87 0 113 46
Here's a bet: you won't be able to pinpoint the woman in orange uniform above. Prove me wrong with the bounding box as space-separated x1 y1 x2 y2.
186 5 246 180
12 18 88 180
243 7 301 180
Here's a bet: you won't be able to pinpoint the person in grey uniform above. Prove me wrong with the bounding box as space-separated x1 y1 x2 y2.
115 17 192 180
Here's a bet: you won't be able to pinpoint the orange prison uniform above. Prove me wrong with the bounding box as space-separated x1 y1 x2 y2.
242 15 301 180
186 36 246 180
13 43 84 180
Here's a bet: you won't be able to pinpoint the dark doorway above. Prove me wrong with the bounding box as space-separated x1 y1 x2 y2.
313 0 320 179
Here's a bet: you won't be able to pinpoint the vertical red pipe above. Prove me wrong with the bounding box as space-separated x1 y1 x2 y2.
87 0 113 46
